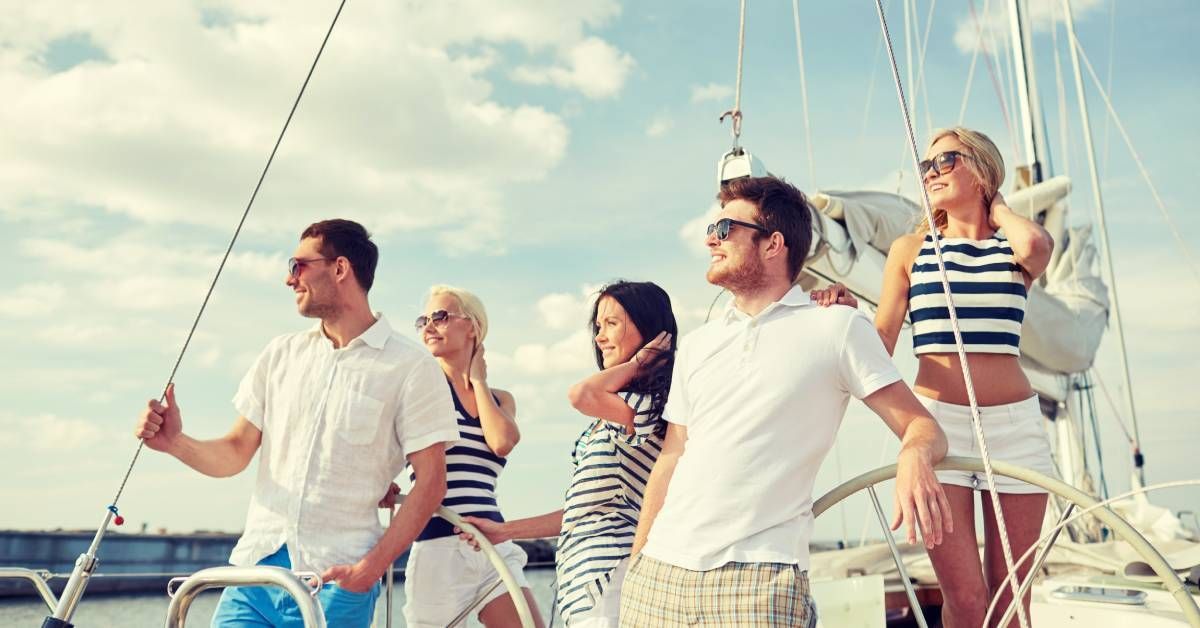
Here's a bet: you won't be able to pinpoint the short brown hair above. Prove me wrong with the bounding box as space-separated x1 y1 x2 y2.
300 219 379 292
717 176 813 279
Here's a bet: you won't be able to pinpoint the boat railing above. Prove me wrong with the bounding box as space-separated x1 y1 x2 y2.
812 456 1200 628
164 566 325 628
0 567 57 613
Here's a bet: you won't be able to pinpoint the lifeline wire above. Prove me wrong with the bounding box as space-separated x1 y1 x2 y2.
869 2 1030 627
109 0 349 509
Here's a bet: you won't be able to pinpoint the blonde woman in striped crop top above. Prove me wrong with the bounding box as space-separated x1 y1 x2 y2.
878 128 1055 628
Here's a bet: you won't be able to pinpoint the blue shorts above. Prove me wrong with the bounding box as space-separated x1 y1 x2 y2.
211 545 380 628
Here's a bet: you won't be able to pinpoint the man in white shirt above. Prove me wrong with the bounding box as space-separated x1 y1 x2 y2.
620 177 952 627
134 219 458 627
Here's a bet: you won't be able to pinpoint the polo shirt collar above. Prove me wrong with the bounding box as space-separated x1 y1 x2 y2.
723 285 813 323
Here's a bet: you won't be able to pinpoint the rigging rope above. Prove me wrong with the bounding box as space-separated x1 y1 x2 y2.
789 0 817 186
869 3 1030 627
719 0 749 147
109 0 349 509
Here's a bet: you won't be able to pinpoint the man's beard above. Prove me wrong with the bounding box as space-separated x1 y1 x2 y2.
707 252 766 293
299 293 339 319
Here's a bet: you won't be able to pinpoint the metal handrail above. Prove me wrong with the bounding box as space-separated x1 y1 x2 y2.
163 566 325 628
0 568 57 613
812 456 1200 627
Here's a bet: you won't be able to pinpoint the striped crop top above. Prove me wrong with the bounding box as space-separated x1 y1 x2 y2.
410 382 507 541
908 232 1027 356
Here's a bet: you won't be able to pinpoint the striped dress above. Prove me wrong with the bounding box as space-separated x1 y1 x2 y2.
556 391 664 623
908 232 1028 356
410 382 507 541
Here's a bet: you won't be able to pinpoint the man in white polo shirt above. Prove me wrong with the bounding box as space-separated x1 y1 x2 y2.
134 219 458 627
620 177 952 627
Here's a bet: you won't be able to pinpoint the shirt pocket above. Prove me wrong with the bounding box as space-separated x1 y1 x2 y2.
330 389 385 446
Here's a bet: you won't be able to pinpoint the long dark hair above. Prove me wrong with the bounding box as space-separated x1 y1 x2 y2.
589 281 678 428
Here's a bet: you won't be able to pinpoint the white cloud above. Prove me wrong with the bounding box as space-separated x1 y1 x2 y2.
679 202 721 257
0 414 106 452
512 37 635 99
536 289 598 331
512 329 594 375
690 82 733 104
952 0 1105 54
646 113 673 138
0 2 627 253
0 282 65 317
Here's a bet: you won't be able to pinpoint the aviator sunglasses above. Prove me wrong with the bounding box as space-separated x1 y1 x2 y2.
706 217 770 241
288 256 335 278
414 309 470 330
918 150 972 178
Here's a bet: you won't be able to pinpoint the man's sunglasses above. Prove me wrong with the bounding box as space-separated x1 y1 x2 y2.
918 150 971 178
288 256 335 278
414 309 470 330
706 217 770 241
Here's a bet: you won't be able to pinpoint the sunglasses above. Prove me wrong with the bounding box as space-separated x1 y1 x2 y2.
706 217 770 241
414 309 470 330
288 256 335 278
918 150 971 178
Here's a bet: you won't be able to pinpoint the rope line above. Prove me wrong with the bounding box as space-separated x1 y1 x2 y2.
868 3 1030 627
720 0 749 146
109 0 350 509
789 0 817 186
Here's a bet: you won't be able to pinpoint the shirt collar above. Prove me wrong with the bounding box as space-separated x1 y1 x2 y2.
723 285 813 323
308 312 392 349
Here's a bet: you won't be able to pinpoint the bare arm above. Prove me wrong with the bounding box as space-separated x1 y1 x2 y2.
135 384 261 478
990 193 1054 281
469 345 521 457
567 332 671 434
861 381 952 548
323 443 448 592
631 422 687 556
456 510 564 550
875 234 922 355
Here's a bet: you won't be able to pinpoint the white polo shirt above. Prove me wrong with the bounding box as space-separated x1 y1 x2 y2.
641 287 901 571
228 314 459 574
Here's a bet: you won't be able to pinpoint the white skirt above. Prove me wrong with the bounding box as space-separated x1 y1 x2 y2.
402 535 530 627
918 394 1058 494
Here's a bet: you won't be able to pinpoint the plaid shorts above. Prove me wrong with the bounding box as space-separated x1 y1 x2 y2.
618 554 817 627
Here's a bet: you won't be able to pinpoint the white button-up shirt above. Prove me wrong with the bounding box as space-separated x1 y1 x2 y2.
642 287 901 571
229 314 458 574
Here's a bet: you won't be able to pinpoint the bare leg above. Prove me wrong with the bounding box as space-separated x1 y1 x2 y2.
981 491 1048 628
925 485 987 628
478 587 546 628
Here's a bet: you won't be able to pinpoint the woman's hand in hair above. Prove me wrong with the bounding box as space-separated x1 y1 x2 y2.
810 283 858 309
987 191 1009 230
468 344 488 385
634 331 672 366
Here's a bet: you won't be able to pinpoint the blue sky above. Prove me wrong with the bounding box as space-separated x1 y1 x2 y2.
1 0 1197 545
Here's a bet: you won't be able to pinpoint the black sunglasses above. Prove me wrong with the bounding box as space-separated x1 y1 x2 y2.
414 309 470 330
918 150 971 178
706 217 770 241
288 256 335 278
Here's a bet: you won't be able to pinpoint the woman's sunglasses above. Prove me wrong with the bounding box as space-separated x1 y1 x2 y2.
919 150 971 178
706 217 770 241
414 309 470 330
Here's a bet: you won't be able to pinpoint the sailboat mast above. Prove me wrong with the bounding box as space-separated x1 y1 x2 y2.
1007 0 1045 183
1061 0 1145 483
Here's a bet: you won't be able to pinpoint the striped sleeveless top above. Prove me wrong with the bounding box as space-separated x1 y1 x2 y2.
557 392 664 623
908 232 1027 356
410 382 507 541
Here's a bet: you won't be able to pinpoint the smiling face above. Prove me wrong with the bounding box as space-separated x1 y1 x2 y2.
706 198 767 291
923 135 984 213
285 236 338 318
593 296 644 369
420 293 476 358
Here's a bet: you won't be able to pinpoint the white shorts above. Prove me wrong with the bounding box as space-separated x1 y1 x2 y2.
918 395 1057 494
402 535 531 627
565 557 629 628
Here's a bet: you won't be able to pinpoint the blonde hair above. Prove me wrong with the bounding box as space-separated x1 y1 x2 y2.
915 127 1006 234
427 284 488 346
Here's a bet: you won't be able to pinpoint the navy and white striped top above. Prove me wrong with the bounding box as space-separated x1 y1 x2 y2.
410 382 507 541
557 392 664 623
908 232 1027 356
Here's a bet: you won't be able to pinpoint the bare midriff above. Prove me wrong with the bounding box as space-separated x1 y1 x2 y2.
914 352 1034 407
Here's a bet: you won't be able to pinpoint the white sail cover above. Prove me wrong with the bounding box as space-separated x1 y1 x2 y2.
800 178 1110 396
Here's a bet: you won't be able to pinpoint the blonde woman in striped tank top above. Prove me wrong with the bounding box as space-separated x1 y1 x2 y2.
823 127 1056 627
